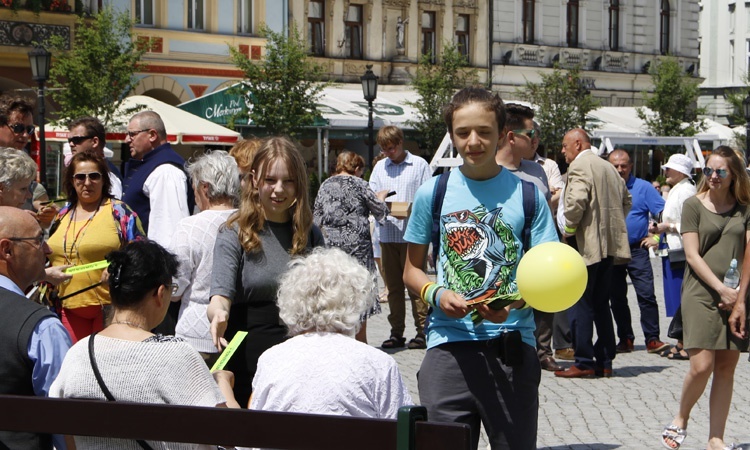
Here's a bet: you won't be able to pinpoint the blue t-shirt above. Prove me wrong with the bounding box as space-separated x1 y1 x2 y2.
624 174 665 245
404 168 559 349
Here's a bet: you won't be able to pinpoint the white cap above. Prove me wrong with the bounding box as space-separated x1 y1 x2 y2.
661 153 693 177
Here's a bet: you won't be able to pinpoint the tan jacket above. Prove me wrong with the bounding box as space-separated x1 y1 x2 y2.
564 150 632 266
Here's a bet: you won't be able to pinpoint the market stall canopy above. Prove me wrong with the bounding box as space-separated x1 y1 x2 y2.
177 84 421 130
45 95 241 145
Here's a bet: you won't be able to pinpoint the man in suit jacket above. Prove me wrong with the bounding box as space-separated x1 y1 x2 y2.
555 129 631 378
0 206 71 449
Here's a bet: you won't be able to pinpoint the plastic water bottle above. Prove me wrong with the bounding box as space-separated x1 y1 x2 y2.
723 258 740 289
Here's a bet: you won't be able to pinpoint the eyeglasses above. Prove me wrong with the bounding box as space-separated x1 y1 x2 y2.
73 172 103 182
6 235 45 248
167 283 179 295
512 129 537 139
126 129 150 138
6 123 35 135
702 167 729 179
68 135 94 145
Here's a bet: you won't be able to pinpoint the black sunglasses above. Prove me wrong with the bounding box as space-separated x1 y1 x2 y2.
6 123 35 135
68 135 94 145
73 172 103 182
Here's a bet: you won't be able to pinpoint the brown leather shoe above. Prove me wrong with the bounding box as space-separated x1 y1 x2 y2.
595 368 613 378
554 365 595 378
540 357 563 372
554 348 575 361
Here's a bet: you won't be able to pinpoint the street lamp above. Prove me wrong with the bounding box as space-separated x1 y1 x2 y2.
361 64 378 168
28 45 51 189
743 93 750 164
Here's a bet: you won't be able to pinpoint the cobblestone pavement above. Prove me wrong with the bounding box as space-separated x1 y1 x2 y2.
367 258 750 449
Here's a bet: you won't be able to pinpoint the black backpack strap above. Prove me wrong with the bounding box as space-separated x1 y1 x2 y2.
431 171 451 267
88 333 155 450
520 180 536 252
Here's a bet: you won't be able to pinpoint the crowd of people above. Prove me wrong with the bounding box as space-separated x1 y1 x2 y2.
1 86 750 450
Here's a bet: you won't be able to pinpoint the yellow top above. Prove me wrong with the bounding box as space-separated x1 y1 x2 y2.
48 199 121 309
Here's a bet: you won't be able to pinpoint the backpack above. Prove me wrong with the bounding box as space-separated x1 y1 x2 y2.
430 170 536 268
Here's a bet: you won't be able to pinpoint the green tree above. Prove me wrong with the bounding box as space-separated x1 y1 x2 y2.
637 57 706 136
229 23 327 137
406 42 477 155
517 65 599 157
47 7 149 127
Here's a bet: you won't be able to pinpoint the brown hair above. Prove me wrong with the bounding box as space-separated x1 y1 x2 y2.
335 151 365 175
697 145 750 205
227 137 313 255
229 137 263 174
68 116 106 147
0 95 33 125
376 126 404 149
443 87 506 136
63 151 112 205
503 103 534 133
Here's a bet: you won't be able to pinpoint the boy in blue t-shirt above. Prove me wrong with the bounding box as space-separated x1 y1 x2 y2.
403 88 558 450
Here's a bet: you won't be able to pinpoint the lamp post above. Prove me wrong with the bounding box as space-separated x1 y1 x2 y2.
360 64 379 168
28 45 51 188
743 93 750 164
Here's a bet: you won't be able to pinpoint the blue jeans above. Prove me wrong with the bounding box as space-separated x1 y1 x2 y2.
610 247 661 344
569 257 616 370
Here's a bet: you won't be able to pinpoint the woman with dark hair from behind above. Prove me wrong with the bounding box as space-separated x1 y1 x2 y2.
50 241 239 450
313 150 390 343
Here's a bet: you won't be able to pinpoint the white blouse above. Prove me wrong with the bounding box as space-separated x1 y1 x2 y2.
662 177 697 250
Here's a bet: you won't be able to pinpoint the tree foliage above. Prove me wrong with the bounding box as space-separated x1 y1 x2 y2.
517 65 599 157
229 23 327 137
406 42 477 155
47 7 148 127
637 57 706 136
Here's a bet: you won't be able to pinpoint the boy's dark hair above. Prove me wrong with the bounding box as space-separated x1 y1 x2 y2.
106 241 179 308
443 88 506 136
503 103 534 133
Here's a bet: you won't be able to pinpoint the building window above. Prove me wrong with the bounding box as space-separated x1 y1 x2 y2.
609 0 619 51
567 0 579 48
237 0 252 34
522 0 534 44
135 0 153 26
660 0 670 55
308 0 324 56
729 3 736 34
746 39 750 73
730 40 735 81
187 0 204 31
455 14 469 59
422 11 436 62
344 4 363 59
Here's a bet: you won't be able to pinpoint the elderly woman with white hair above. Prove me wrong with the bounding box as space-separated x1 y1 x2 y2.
168 150 240 363
250 247 413 417
0 147 36 209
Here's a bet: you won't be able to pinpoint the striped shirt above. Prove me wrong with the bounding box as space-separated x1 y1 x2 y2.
369 151 432 243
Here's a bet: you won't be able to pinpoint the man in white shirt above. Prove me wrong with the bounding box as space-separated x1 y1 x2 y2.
122 110 191 248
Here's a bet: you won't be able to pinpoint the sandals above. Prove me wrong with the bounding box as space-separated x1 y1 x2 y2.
662 424 687 450
662 344 690 360
407 336 427 349
381 336 406 349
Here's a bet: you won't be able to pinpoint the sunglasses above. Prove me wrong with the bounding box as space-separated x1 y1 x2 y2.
702 167 729 179
68 135 94 145
512 128 537 138
73 172 103 182
6 123 35 135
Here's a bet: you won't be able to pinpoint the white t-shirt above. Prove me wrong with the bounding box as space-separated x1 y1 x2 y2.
143 164 190 248
251 332 413 418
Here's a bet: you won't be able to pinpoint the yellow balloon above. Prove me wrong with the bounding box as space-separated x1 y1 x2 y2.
516 242 588 313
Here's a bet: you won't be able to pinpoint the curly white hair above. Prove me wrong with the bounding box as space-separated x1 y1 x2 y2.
277 247 374 336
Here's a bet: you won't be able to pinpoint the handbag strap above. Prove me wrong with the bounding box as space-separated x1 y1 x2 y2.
88 333 155 450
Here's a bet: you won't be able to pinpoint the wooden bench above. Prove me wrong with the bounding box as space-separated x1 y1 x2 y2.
0 395 471 449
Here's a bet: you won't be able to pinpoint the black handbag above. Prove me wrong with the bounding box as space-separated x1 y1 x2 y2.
668 248 686 269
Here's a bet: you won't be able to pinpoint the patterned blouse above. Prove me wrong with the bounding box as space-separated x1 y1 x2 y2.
313 174 388 273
